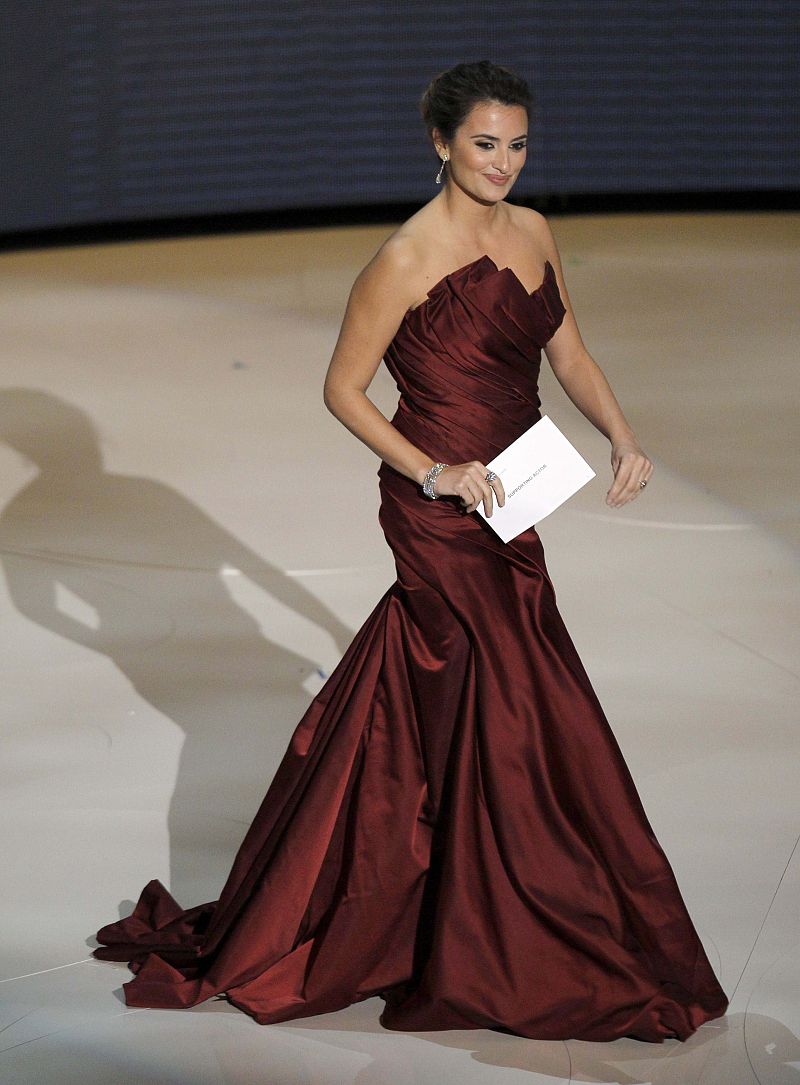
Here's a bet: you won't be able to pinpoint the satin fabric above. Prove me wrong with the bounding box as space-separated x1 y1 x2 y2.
93 254 729 1042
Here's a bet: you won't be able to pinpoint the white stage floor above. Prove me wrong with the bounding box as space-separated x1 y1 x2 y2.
0 212 797 1083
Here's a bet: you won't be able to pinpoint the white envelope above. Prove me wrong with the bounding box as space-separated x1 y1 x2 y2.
475 415 595 543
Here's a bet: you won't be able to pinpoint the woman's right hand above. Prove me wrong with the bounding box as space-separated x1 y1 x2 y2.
433 461 506 516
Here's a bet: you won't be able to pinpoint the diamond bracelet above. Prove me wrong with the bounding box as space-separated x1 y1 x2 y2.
422 461 448 500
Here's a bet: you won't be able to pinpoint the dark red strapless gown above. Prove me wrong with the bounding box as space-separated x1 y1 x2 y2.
93 255 729 1042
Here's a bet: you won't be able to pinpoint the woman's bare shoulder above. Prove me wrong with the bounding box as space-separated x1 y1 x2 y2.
354 210 440 308
373 229 426 279
506 203 553 244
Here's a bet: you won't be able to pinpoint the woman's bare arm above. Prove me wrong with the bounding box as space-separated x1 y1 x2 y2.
323 238 504 516
323 238 438 487
532 213 654 507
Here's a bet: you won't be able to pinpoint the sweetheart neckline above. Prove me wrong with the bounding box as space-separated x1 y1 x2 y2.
404 255 554 319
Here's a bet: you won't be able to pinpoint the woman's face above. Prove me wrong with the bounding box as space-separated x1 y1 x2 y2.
436 99 528 201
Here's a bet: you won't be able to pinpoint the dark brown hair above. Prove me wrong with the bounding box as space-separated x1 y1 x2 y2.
420 60 534 153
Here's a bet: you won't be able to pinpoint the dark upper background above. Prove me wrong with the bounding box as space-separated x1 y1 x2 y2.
1 1 797 243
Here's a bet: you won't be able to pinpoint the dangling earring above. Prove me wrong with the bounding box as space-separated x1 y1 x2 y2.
435 153 448 185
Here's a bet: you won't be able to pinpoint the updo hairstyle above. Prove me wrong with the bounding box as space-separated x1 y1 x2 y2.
420 60 534 159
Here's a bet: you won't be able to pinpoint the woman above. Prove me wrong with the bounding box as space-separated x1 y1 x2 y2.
93 61 729 1043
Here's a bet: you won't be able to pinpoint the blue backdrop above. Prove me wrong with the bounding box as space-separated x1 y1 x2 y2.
1 1 797 233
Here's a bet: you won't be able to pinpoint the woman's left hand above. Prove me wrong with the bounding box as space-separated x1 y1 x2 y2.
606 440 653 507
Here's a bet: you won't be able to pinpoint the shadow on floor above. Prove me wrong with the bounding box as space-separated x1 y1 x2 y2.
0 387 355 899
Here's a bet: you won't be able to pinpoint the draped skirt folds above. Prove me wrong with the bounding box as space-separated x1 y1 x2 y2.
93 459 729 1042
